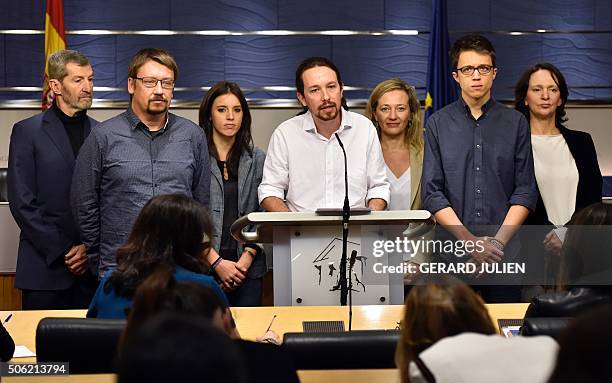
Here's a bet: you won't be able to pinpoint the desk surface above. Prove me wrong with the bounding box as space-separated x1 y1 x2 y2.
0 303 528 383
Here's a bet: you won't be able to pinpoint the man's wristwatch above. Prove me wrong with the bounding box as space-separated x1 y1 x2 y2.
488 238 505 250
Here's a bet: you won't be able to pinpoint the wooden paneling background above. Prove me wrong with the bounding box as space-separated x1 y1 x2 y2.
0 273 21 310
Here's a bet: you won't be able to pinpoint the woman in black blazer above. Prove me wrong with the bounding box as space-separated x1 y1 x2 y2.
515 63 603 288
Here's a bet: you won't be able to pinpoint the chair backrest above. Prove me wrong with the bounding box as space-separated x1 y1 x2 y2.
36 317 126 374
282 330 400 369
0 168 8 202
519 317 571 339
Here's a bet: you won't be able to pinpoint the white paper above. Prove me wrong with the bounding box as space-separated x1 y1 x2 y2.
12 345 36 358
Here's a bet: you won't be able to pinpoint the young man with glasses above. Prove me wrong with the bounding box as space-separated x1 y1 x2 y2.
71 48 210 278
421 34 537 302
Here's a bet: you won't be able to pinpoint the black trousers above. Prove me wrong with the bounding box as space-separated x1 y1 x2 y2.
226 277 263 307
21 272 98 310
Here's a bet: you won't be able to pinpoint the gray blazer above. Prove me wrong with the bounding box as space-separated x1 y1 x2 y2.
210 146 266 279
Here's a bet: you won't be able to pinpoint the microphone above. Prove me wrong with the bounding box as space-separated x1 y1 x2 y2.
334 132 350 306
348 249 357 331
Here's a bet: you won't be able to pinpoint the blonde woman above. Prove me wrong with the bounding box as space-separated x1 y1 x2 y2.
366 79 428 283
365 79 424 210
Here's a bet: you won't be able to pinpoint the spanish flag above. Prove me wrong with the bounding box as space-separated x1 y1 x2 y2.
42 0 66 110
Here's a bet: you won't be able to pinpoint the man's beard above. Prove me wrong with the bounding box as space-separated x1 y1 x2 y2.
146 99 169 115
65 92 92 111
315 102 338 121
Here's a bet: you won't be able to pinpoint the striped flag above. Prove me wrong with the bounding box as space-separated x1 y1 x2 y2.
42 0 66 110
424 0 456 121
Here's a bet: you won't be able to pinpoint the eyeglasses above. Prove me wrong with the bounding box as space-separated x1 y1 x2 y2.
455 65 494 76
133 77 175 89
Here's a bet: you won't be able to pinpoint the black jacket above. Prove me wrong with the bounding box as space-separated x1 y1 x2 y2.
526 126 603 226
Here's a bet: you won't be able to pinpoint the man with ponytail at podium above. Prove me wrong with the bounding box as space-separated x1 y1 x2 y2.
258 57 390 213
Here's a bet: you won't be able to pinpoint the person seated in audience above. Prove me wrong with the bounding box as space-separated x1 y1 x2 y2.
0 322 15 362
120 271 299 383
514 63 602 295
117 313 247 383
87 193 227 318
198 81 267 306
525 202 612 318
547 303 612 383
397 275 558 383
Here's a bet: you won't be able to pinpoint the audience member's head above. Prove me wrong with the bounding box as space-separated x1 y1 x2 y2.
117 313 247 383
547 304 612 383
559 202 612 288
107 193 212 297
121 270 236 348
397 276 496 382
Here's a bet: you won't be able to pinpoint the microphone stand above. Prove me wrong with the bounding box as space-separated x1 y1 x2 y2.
335 133 350 306
348 249 357 330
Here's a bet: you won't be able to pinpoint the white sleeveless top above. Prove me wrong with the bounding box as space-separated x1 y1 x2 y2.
385 165 411 211
531 134 579 225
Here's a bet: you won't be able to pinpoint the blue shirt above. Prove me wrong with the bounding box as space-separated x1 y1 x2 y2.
86 266 228 319
422 98 537 227
71 107 210 277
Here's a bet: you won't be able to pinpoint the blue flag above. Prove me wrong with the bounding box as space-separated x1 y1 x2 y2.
424 0 457 121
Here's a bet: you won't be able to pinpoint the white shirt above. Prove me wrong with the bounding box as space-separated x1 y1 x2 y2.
386 165 411 211
531 134 579 225
409 333 558 383
258 109 390 212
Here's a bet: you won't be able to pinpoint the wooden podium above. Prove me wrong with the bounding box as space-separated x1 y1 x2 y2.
231 210 433 306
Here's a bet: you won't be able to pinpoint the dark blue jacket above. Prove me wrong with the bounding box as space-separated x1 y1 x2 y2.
8 108 96 289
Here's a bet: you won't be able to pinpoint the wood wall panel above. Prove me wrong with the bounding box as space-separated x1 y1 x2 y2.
0 273 21 311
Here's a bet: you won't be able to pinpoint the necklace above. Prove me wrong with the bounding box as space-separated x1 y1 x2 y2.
221 161 229 181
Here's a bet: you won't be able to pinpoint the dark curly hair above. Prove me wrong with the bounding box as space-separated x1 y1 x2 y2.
106 194 211 297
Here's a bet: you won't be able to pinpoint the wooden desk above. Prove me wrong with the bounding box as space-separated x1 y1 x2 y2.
0 303 528 383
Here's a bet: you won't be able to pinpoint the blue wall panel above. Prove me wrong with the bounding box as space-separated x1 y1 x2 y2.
63 0 172 30
67 35 116 86
542 34 612 100
5 35 44 87
0 0 44 29
485 34 544 101
0 36 5 87
447 0 491 31
492 0 595 31
170 0 277 30
594 0 612 30
384 0 431 30
278 0 384 30
224 35 331 98
67 35 119 100
332 36 428 89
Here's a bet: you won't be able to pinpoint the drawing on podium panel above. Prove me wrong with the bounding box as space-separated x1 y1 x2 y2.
289 226 394 305
312 237 368 294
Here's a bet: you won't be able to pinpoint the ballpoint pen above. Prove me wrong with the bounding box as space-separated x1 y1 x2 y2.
265 314 277 332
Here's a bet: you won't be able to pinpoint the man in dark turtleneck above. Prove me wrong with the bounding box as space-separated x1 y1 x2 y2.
8 50 98 309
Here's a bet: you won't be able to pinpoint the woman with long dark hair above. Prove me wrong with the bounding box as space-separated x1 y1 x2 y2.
515 63 602 289
199 81 266 306
87 193 227 318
